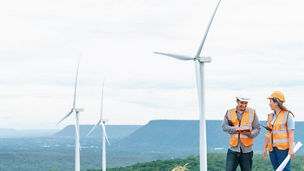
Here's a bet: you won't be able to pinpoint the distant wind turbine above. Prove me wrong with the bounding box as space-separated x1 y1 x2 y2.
154 0 222 170
57 59 84 171
87 82 110 171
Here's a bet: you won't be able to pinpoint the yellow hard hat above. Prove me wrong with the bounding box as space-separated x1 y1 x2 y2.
267 91 285 103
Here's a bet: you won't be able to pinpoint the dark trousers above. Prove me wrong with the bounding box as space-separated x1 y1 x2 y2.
269 147 291 171
226 149 253 171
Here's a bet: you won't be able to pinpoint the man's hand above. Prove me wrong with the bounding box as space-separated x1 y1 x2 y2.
236 127 250 132
240 130 251 136
236 127 246 131
235 127 251 136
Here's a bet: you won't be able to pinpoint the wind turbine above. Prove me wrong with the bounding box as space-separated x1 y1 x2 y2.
154 0 222 170
87 82 110 171
57 60 84 171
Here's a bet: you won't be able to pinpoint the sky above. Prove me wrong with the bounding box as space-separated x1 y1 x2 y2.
0 0 303 129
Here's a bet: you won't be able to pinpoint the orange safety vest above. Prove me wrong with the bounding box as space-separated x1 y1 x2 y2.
266 110 292 152
227 107 255 147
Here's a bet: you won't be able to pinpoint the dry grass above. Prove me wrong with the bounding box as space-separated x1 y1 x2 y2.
171 163 189 171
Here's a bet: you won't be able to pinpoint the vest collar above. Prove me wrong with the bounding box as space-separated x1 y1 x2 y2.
273 109 282 115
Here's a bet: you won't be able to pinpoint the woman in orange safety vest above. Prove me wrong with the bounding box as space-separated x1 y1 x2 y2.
262 91 295 171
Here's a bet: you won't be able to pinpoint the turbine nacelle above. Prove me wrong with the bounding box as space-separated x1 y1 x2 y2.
154 51 212 63
197 56 212 63
75 108 84 113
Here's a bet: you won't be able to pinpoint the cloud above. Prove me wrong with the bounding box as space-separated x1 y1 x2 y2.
0 0 303 129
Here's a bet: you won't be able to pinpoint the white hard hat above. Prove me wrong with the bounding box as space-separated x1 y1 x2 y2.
236 91 250 101
236 97 250 101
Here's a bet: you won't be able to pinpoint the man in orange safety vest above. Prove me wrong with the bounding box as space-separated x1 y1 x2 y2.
222 95 261 171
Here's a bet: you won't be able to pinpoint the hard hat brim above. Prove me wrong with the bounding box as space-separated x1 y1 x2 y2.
236 97 250 101
267 96 273 100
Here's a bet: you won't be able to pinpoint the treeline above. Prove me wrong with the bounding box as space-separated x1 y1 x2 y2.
88 154 304 171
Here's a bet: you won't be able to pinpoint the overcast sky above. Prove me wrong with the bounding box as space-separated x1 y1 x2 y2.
0 0 303 129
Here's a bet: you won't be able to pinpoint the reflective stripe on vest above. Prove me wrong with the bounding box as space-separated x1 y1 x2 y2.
266 111 289 151
227 107 254 147
230 134 251 139
272 130 288 134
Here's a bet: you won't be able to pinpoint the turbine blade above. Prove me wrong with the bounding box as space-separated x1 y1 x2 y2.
100 81 105 120
154 52 194 61
73 57 81 109
101 122 110 145
56 110 73 125
86 120 101 136
195 0 222 58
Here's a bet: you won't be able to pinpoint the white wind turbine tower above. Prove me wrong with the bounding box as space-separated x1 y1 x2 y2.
87 82 110 171
154 0 222 170
57 60 84 171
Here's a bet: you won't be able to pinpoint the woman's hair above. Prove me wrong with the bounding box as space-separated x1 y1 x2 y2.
272 98 294 116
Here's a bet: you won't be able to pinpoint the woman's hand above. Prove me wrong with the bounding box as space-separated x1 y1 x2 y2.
288 148 295 158
263 148 268 159
288 130 295 158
